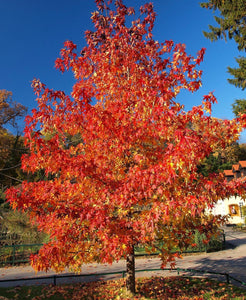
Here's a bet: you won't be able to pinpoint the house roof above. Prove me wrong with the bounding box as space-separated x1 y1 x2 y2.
223 160 246 180
239 161 246 168
232 164 240 172
223 170 234 177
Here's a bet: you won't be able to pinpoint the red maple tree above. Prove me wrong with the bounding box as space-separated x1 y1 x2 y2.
6 0 246 293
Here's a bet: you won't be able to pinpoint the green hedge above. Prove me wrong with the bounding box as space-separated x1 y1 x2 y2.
135 230 225 256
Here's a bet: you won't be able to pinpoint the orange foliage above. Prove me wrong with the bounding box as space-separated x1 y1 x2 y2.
6 0 246 274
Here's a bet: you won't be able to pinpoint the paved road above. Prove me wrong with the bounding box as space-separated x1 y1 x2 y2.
0 226 246 288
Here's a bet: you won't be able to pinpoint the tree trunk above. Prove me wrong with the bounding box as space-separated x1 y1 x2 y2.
126 244 136 294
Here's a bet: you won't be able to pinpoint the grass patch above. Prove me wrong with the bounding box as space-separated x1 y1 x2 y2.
0 244 43 267
0 276 246 299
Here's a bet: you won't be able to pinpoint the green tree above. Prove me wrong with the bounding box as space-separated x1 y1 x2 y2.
238 143 246 159
201 0 246 115
198 140 246 176
232 99 246 116
228 57 246 91
200 0 246 52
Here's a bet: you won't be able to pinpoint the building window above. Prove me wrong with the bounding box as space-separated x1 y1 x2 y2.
229 204 240 216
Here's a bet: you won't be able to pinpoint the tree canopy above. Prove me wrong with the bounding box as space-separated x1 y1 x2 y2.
200 0 246 52
0 90 27 193
0 91 44 246
232 99 246 116
0 90 27 130
201 0 246 115
6 0 246 293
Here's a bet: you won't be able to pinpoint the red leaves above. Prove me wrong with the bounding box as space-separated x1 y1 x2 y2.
63 40 77 51
55 41 77 73
196 47 206 65
6 0 246 275
202 91 217 114
31 78 46 96
5 277 246 299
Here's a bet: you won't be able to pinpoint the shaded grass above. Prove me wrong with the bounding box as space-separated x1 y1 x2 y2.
0 276 246 299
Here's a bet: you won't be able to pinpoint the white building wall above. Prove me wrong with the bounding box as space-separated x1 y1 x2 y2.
211 196 245 224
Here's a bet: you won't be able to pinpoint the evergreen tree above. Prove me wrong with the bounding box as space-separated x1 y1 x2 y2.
228 57 246 91
201 0 246 115
232 99 246 116
201 0 246 52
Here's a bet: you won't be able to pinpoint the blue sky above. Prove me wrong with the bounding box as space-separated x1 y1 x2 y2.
0 0 245 140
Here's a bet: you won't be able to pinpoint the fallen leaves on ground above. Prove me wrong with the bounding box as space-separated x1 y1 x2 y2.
0 276 246 299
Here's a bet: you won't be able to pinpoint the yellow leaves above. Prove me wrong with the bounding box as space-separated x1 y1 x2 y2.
117 206 128 217
7 1 246 285
73 65 80 79
173 86 181 96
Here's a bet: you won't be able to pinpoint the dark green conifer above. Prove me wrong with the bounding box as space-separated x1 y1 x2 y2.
201 0 246 115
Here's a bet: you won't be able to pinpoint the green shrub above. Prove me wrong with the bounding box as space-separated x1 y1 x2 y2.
192 230 224 252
